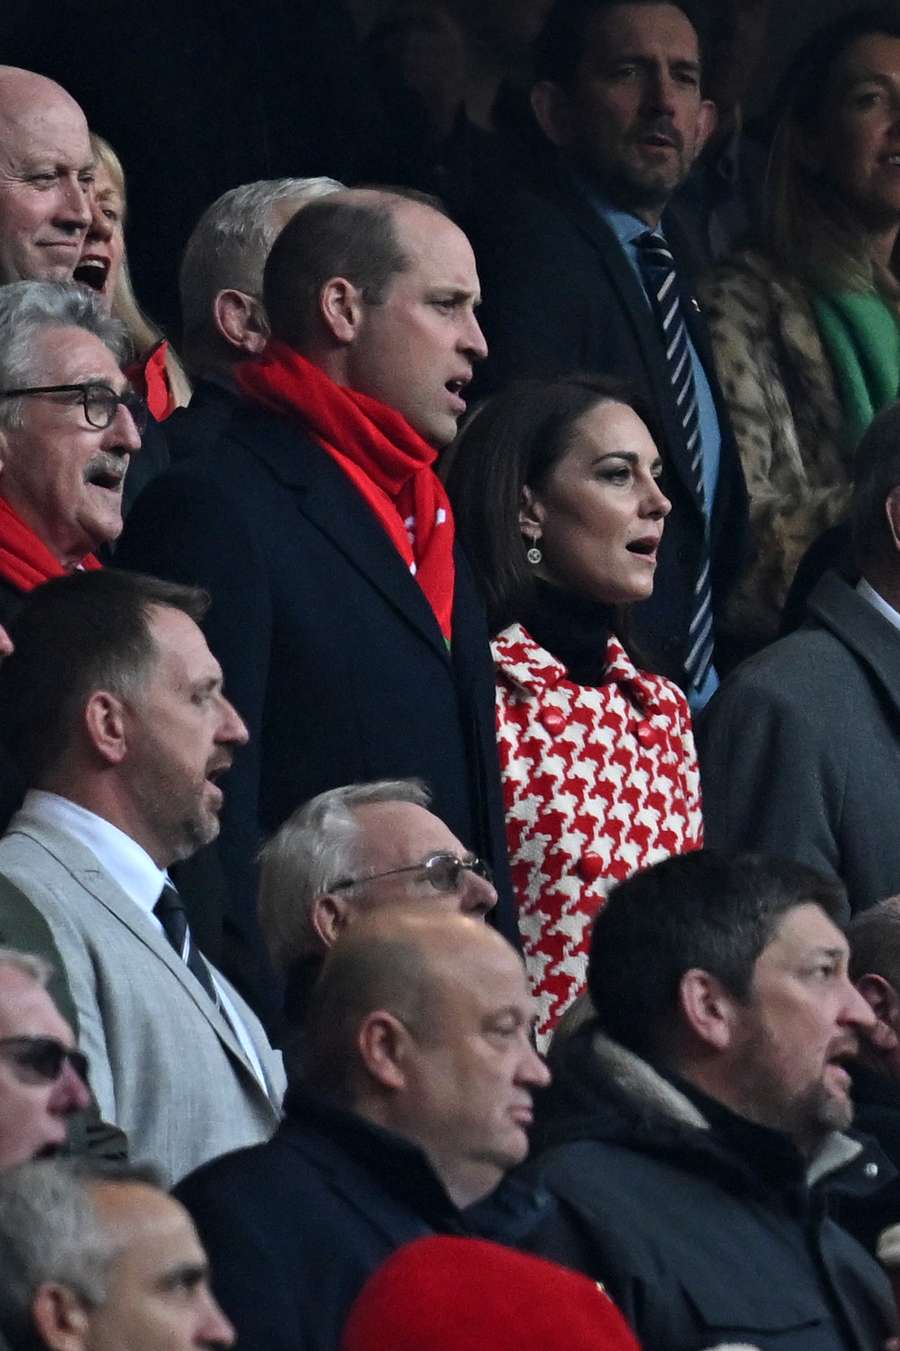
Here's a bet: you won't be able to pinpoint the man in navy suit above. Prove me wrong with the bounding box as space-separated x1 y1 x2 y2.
474 0 748 698
116 189 517 1019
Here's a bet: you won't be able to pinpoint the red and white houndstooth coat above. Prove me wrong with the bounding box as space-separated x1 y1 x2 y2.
493 623 703 1047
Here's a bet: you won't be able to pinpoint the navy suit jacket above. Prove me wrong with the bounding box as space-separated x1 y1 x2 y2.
473 175 748 683
116 401 517 1014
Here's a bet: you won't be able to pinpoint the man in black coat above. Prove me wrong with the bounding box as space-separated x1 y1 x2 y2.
526 851 897 1351
116 189 517 1019
473 0 748 696
175 911 550 1351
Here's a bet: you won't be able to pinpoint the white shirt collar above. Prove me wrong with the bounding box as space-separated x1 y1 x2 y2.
23 790 166 916
857 577 900 633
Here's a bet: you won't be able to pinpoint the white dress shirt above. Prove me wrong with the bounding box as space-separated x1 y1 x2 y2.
22 790 266 1087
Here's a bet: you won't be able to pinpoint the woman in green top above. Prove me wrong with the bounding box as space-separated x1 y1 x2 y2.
698 7 900 654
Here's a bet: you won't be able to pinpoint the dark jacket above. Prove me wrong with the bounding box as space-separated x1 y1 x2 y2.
472 170 748 685
115 401 517 1017
522 1024 896 1351
698 570 900 914
175 1082 545 1351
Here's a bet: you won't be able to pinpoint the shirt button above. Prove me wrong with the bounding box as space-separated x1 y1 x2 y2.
540 709 567 735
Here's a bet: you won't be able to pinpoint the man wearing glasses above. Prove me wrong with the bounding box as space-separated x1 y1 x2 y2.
0 280 143 628
258 779 497 1023
0 947 90 1167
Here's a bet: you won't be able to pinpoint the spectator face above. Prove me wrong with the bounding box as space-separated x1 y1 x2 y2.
75 161 125 314
317 801 497 945
0 81 93 284
806 33 900 236
0 325 142 567
536 2 715 220
522 399 670 604
727 903 877 1154
120 605 249 867
0 964 90 1166
397 927 550 1194
346 202 487 448
84 1183 234 1351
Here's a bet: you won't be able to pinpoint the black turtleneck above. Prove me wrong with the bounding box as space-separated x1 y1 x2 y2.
520 579 615 687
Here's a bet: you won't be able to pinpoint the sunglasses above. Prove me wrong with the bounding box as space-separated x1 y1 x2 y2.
0 1036 89 1086
331 851 493 895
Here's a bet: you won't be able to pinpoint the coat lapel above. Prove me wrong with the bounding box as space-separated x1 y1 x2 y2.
233 410 453 662
8 815 267 1092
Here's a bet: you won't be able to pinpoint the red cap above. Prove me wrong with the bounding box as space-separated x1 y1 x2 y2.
341 1236 641 1351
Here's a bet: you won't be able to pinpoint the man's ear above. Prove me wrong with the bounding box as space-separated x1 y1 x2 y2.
311 892 354 949
857 972 900 1027
83 690 128 766
531 80 576 148
319 277 365 346
357 1009 412 1091
694 98 718 162
678 968 738 1051
31 1283 91 1351
519 484 546 538
213 289 271 355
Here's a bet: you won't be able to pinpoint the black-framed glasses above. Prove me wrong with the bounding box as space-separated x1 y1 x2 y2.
0 382 148 433
0 1036 89 1086
331 851 493 895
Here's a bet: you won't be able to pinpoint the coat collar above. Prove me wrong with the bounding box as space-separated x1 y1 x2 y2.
808 571 900 712
3 810 271 1098
229 404 454 663
492 623 662 715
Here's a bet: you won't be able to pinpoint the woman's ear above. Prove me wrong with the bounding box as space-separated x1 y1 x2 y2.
519 484 546 538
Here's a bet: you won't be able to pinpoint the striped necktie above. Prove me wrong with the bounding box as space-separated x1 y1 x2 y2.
636 230 714 691
154 882 220 1007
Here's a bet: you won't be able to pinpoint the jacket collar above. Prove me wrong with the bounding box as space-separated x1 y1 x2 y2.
228 403 453 663
808 571 900 710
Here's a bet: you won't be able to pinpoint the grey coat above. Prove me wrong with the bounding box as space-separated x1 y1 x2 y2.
697 570 900 911
0 807 285 1185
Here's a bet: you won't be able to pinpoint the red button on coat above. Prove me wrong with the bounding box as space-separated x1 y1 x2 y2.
540 709 567 734
636 723 655 747
578 852 607 883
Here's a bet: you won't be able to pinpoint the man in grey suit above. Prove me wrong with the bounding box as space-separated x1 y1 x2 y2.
0 569 285 1185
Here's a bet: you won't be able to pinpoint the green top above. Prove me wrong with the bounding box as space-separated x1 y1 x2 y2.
811 289 900 449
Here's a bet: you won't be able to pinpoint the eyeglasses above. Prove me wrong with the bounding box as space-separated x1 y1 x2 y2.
331 851 493 895
0 1036 89 1086
0 382 148 433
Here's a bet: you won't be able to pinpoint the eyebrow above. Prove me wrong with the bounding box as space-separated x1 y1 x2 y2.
158 1261 209 1292
429 287 482 306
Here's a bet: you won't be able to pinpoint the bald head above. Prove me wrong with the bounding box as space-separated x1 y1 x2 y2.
0 68 92 284
304 909 548 1207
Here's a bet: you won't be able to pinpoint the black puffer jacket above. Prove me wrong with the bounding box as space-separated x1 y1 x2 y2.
522 1023 896 1351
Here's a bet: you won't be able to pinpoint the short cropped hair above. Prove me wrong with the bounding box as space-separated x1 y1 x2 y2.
263 188 447 351
851 402 900 571
0 569 209 783
588 851 847 1061
848 897 900 988
258 778 431 975
0 1160 162 1351
534 0 708 88
179 176 344 344
0 282 127 430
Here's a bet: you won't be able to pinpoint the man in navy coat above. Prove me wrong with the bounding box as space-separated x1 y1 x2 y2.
116 188 517 1018
474 0 748 696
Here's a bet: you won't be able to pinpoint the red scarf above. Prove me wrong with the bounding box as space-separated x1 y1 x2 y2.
126 338 177 423
237 342 455 643
0 496 101 592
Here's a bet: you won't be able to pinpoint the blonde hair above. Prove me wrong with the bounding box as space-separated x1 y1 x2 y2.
90 133 192 409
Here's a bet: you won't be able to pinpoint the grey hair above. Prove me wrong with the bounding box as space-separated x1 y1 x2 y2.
0 1159 162 1351
0 282 128 431
0 947 50 988
258 778 431 974
179 176 344 348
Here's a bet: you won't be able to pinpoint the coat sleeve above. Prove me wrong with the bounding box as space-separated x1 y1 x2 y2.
699 261 851 649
